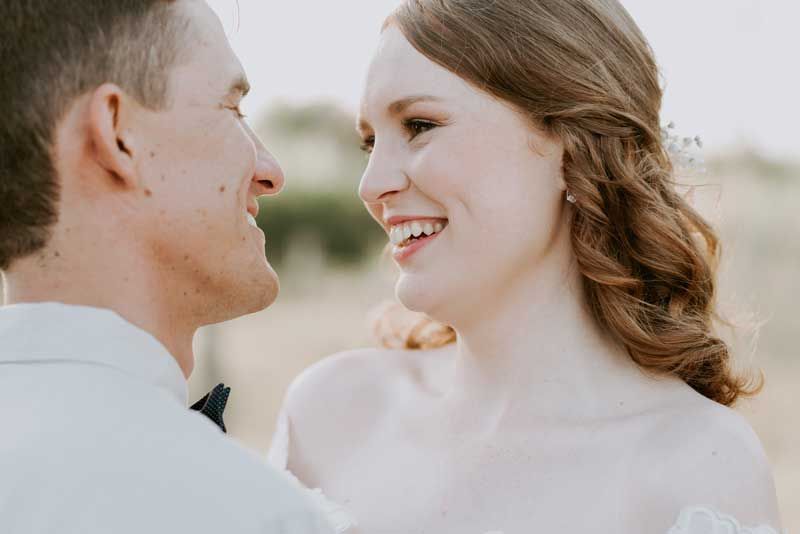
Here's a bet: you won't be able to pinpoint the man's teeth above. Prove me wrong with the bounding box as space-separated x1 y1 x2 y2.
246 212 259 228
389 221 446 246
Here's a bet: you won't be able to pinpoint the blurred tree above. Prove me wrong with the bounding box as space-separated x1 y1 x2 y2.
255 101 368 190
709 148 799 184
254 102 385 267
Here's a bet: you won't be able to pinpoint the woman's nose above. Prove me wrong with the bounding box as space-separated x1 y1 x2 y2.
358 148 409 204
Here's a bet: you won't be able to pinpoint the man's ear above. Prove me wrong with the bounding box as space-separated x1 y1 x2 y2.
87 83 140 189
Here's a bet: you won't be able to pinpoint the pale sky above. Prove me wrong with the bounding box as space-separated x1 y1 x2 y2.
207 0 798 161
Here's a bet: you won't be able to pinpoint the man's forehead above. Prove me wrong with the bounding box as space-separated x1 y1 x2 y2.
178 0 236 58
176 0 249 95
181 0 227 36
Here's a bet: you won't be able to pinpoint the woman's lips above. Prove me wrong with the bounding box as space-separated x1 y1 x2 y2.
391 228 444 263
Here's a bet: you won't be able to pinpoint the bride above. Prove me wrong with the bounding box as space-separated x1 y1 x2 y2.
268 0 782 532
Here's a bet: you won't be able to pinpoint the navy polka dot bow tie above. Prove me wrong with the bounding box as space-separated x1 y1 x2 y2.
190 383 230 433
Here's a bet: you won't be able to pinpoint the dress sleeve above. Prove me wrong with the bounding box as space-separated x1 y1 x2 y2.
667 507 780 534
266 408 291 470
265 408 358 534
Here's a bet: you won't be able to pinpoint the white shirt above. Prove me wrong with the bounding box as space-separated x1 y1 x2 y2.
0 302 333 534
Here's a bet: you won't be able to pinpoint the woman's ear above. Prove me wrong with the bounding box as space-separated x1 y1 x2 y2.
87 83 139 189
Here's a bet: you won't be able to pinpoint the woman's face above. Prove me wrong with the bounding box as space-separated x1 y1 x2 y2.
357 26 569 325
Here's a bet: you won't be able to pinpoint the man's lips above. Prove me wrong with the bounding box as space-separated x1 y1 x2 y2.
246 200 259 219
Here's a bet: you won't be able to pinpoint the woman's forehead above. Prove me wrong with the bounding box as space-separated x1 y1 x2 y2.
359 27 474 120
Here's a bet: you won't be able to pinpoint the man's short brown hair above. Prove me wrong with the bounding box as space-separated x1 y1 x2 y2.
0 0 189 270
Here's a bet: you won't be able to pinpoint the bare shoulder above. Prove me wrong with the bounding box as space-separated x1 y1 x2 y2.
631 390 780 531
278 346 452 476
284 347 414 422
285 344 454 413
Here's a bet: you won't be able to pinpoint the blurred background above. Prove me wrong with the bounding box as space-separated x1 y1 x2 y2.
191 0 799 529
2 0 790 529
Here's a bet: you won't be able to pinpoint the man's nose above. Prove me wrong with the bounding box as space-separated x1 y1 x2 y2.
247 124 285 195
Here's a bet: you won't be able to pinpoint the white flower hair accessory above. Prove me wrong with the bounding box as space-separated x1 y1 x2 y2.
566 121 705 205
661 121 705 173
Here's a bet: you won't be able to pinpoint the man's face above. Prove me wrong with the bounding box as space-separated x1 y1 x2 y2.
133 0 284 322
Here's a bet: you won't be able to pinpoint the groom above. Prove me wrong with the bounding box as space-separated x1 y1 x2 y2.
0 1 331 532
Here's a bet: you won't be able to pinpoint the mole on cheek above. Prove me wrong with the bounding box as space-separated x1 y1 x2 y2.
144 189 153 197
219 185 226 193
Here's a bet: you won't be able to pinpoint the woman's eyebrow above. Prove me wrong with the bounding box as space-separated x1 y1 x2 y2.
356 94 444 133
387 94 442 115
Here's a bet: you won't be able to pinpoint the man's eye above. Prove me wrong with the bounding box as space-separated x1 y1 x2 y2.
227 105 247 119
360 136 375 155
403 119 437 139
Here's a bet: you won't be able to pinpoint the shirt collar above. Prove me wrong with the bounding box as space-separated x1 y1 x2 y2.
0 302 188 405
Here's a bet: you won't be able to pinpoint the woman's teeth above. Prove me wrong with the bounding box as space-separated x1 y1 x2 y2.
389 220 446 246
246 212 259 228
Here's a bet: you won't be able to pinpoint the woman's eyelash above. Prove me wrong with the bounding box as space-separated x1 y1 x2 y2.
359 119 438 155
403 119 437 138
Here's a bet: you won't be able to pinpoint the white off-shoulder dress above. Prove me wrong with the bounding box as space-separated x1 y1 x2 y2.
267 412 779 534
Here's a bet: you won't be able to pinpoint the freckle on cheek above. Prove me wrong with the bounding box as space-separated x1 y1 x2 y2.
150 151 156 158
219 185 226 193
144 189 152 197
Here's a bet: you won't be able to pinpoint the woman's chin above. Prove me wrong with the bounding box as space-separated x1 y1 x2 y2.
395 276 447 318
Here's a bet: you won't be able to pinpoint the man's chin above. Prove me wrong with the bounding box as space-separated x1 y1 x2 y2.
245 262 280 312
213 260 280 322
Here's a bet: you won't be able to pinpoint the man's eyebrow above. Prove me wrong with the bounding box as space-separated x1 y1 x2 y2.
356 115 371 135
226 74 251 98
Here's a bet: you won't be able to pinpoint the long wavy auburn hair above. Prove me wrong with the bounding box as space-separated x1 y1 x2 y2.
375 0 761 406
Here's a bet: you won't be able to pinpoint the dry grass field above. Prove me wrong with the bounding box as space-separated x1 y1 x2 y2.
189 161 800 531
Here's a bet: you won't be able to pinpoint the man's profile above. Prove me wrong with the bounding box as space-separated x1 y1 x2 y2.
0 1 332 532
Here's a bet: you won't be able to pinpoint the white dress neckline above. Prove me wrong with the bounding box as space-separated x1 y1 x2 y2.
267 412 779 534
667 506 779 534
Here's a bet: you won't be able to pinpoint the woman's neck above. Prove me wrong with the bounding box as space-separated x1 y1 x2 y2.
446 260 654 423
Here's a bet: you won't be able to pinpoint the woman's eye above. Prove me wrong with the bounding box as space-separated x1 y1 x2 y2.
404 119 437 139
